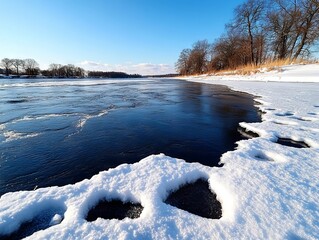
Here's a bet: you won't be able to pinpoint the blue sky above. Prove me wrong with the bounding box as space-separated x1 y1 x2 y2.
0 0 244 74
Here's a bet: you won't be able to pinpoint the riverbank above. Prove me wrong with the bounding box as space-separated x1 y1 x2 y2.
178 64 319 238
179 63 319 83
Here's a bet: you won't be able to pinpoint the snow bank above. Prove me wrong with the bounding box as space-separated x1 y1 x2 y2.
1 65 319 239
1 148 318 239
188 63 319 82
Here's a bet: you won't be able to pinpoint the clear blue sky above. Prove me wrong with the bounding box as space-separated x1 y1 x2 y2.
0 0 244 74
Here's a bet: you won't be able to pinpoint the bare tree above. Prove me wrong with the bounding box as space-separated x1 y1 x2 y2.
210 32 251 71
188 40 210 74
231 0 266 65
47 64 85 78
24 59 39 76
175 48 191 75
49 63 62 77
12 59 24 75
66 64 76 77
1 58 13 76
175 41 210 75
292 0 319 59
267 0 319 60
74 67 85 78
175 0 319 74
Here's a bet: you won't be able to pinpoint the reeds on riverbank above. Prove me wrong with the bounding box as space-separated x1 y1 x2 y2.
210 58 318 76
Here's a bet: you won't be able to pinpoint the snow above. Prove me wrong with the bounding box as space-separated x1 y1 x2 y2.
49 214 63 226
1 64 319 239
0 79 154 89
192 63 319 82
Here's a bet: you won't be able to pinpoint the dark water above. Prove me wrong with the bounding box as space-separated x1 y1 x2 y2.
86 199 143 221
0 78 260 196
0 206 65 240
164 179 222 219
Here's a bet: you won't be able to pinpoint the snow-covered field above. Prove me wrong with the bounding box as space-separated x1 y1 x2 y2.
0 64 319 239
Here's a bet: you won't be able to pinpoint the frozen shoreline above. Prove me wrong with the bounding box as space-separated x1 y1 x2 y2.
182 63 319 83
0 65 319 239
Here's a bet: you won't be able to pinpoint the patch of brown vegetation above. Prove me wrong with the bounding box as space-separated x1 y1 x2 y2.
209 59 317 76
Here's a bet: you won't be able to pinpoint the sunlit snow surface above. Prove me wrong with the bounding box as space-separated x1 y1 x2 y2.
1 66 319 239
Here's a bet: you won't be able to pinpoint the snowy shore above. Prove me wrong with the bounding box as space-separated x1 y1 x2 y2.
0 64 319 239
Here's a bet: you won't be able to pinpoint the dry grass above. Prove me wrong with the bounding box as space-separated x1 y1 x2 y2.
210 58 316 76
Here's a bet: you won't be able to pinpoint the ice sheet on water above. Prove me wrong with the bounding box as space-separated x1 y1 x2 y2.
2 131 41 143
0 79 154 89
0 109 111 142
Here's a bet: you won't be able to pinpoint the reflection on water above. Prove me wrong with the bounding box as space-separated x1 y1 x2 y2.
0 78 260 195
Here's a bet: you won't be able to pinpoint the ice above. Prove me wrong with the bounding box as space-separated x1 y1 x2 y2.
2 131 40 143
0 110 110 142
0 64 319 239
49 214 63 226
76 110 109 129
0 79 154 89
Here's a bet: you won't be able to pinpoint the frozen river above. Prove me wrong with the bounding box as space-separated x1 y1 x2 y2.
0 78 260 196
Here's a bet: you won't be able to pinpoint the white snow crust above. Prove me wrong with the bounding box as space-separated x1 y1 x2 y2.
0 64 319 239
190 63 319 82
0 79 153 89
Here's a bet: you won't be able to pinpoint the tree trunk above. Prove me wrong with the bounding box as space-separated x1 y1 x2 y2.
247 17 255 65
293 20 310 59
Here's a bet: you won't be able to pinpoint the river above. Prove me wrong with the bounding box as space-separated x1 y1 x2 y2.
0 78 260 196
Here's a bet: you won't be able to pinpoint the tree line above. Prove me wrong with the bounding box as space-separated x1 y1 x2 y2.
0 58 146 79
176 0 319 75
0 58 146 78
44 63 85 78
88 71 142 78
0 58 86 78
1 58 40 76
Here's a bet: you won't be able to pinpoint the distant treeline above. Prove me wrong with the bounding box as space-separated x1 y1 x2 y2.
88 71 142 78
0 58 86 78
144 73 179 78
176 0 319 75
42 63 85 78
0 58 41 77
0 58 143 78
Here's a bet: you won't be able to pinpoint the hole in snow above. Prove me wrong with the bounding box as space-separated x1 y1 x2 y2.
254 153 273 161
85 199 143 221
164 179 222 219
0 206 65 240
6 99 29 104
272 121 286 125
276 138 310 148
308 112 317 116
290 116 311 122
238 126 259 139
275 112 294 117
